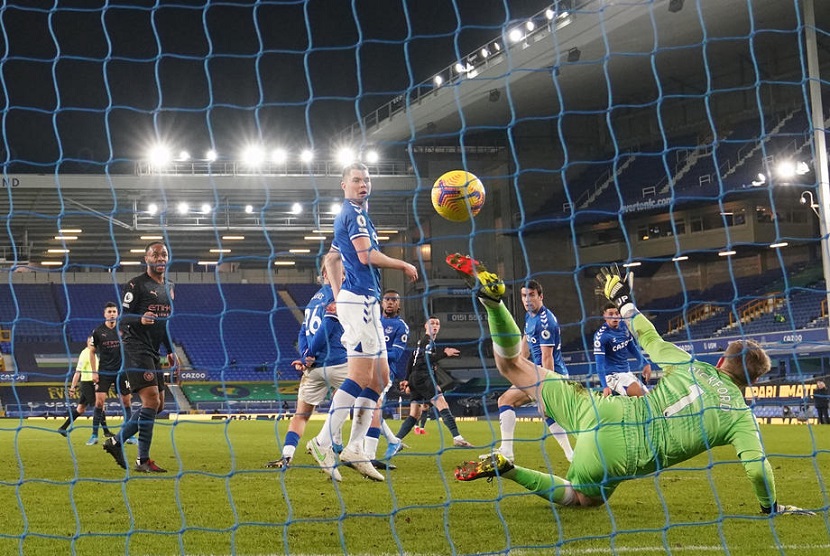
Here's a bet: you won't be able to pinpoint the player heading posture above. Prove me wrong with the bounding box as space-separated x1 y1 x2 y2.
88 302 135 445
103 242 176 473
265 268 349 476
307 163 418 482
450 256 813 515
489 279 573 463
593 303 651 397
391 317 473 448
60 337 107 437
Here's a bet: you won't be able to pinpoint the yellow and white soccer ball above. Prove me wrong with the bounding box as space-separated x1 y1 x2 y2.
431 170 486 222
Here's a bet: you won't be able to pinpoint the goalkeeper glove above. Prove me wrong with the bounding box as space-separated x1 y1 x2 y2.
596 264 635 316
760 502 815 516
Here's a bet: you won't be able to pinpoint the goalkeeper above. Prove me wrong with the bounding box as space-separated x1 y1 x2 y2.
448 254 813 516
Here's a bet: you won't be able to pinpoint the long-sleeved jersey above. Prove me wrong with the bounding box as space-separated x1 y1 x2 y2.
592 320 647 388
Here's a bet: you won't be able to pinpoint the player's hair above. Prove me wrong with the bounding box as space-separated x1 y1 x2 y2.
602 302 618 313
104 301 118 310
720 339 771 387
523 279 543 296
145 240 166 253
426 315 440 323
383 289 400 298
341 161 368 180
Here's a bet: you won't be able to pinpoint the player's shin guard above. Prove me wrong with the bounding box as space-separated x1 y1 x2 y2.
510 466 577 506
92 407 103 436
483 302 523 359
439 408 460 437
136 407 157 462
547 419 574 462
396 415 417 439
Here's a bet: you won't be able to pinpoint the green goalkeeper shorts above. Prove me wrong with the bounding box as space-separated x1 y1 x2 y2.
539 371 637 500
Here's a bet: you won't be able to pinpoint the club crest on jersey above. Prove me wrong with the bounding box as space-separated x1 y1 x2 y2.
541 330 551 340
123 292 134 304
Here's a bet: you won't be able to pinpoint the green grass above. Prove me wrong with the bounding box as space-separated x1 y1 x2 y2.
0 418 828 555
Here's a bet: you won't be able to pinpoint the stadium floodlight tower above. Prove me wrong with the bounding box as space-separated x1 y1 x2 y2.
804 0 830 341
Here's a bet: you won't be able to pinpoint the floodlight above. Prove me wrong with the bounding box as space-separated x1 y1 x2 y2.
365 150 379 164
300 149 313 163
200 203 211 214
147 203 159 215
206 149 218 162
718 250 736 257
434 75 444 86
147 145 172 167
177 202 189 215
291 202 303 215
454 62 466 74
242 146 265 167
672 256 689 262
525 21 535 32
508 28 524 43
480 47 489 58
272 148 288 164
770 242 789 249
245 204 254 214
545 8 555 19
776 161 796 179
337 148 356 166
796 161 810 175
178 150 190 161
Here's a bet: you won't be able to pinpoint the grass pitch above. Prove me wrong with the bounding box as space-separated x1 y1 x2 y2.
0 418 828 555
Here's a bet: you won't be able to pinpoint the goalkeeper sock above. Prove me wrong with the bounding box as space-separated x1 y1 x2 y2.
506 466 576 506
480 301 522 359
498 405 516 459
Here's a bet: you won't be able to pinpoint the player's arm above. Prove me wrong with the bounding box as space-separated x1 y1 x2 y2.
324 249 343 300
387 325 409 370
88 344 99 383
351 236 418 282
598 266 691 367
626 336 652 381
520 335 530 360
539 345 554 371
594 353 609 389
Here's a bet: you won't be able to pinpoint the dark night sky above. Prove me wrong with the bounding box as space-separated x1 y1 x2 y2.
0 0 553 169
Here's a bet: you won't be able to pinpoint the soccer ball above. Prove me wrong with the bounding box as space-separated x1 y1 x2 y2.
431 170 486 222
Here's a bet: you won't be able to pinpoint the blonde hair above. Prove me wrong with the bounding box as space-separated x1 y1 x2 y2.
720 339 771 387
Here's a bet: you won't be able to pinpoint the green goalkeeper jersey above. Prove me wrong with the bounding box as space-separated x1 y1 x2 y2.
628 313 776 507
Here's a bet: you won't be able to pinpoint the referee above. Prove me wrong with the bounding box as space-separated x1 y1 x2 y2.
58 337 97 436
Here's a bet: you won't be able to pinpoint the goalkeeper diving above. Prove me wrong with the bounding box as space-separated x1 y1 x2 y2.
447 254 813 516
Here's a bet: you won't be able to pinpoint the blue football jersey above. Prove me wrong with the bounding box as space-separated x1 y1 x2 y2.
382 315 410 380
332 199 381 297
524 305 567 375
298 285 334 358
592 320 646 387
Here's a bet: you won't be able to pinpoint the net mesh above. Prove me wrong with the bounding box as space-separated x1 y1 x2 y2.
1 0 829 554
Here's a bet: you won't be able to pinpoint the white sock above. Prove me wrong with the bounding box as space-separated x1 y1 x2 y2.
364 435 380 459
283 445 296 459
499 407 516 458
315 389 357 448
548 421 574 462
346 396 376 452
381 419 397 443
